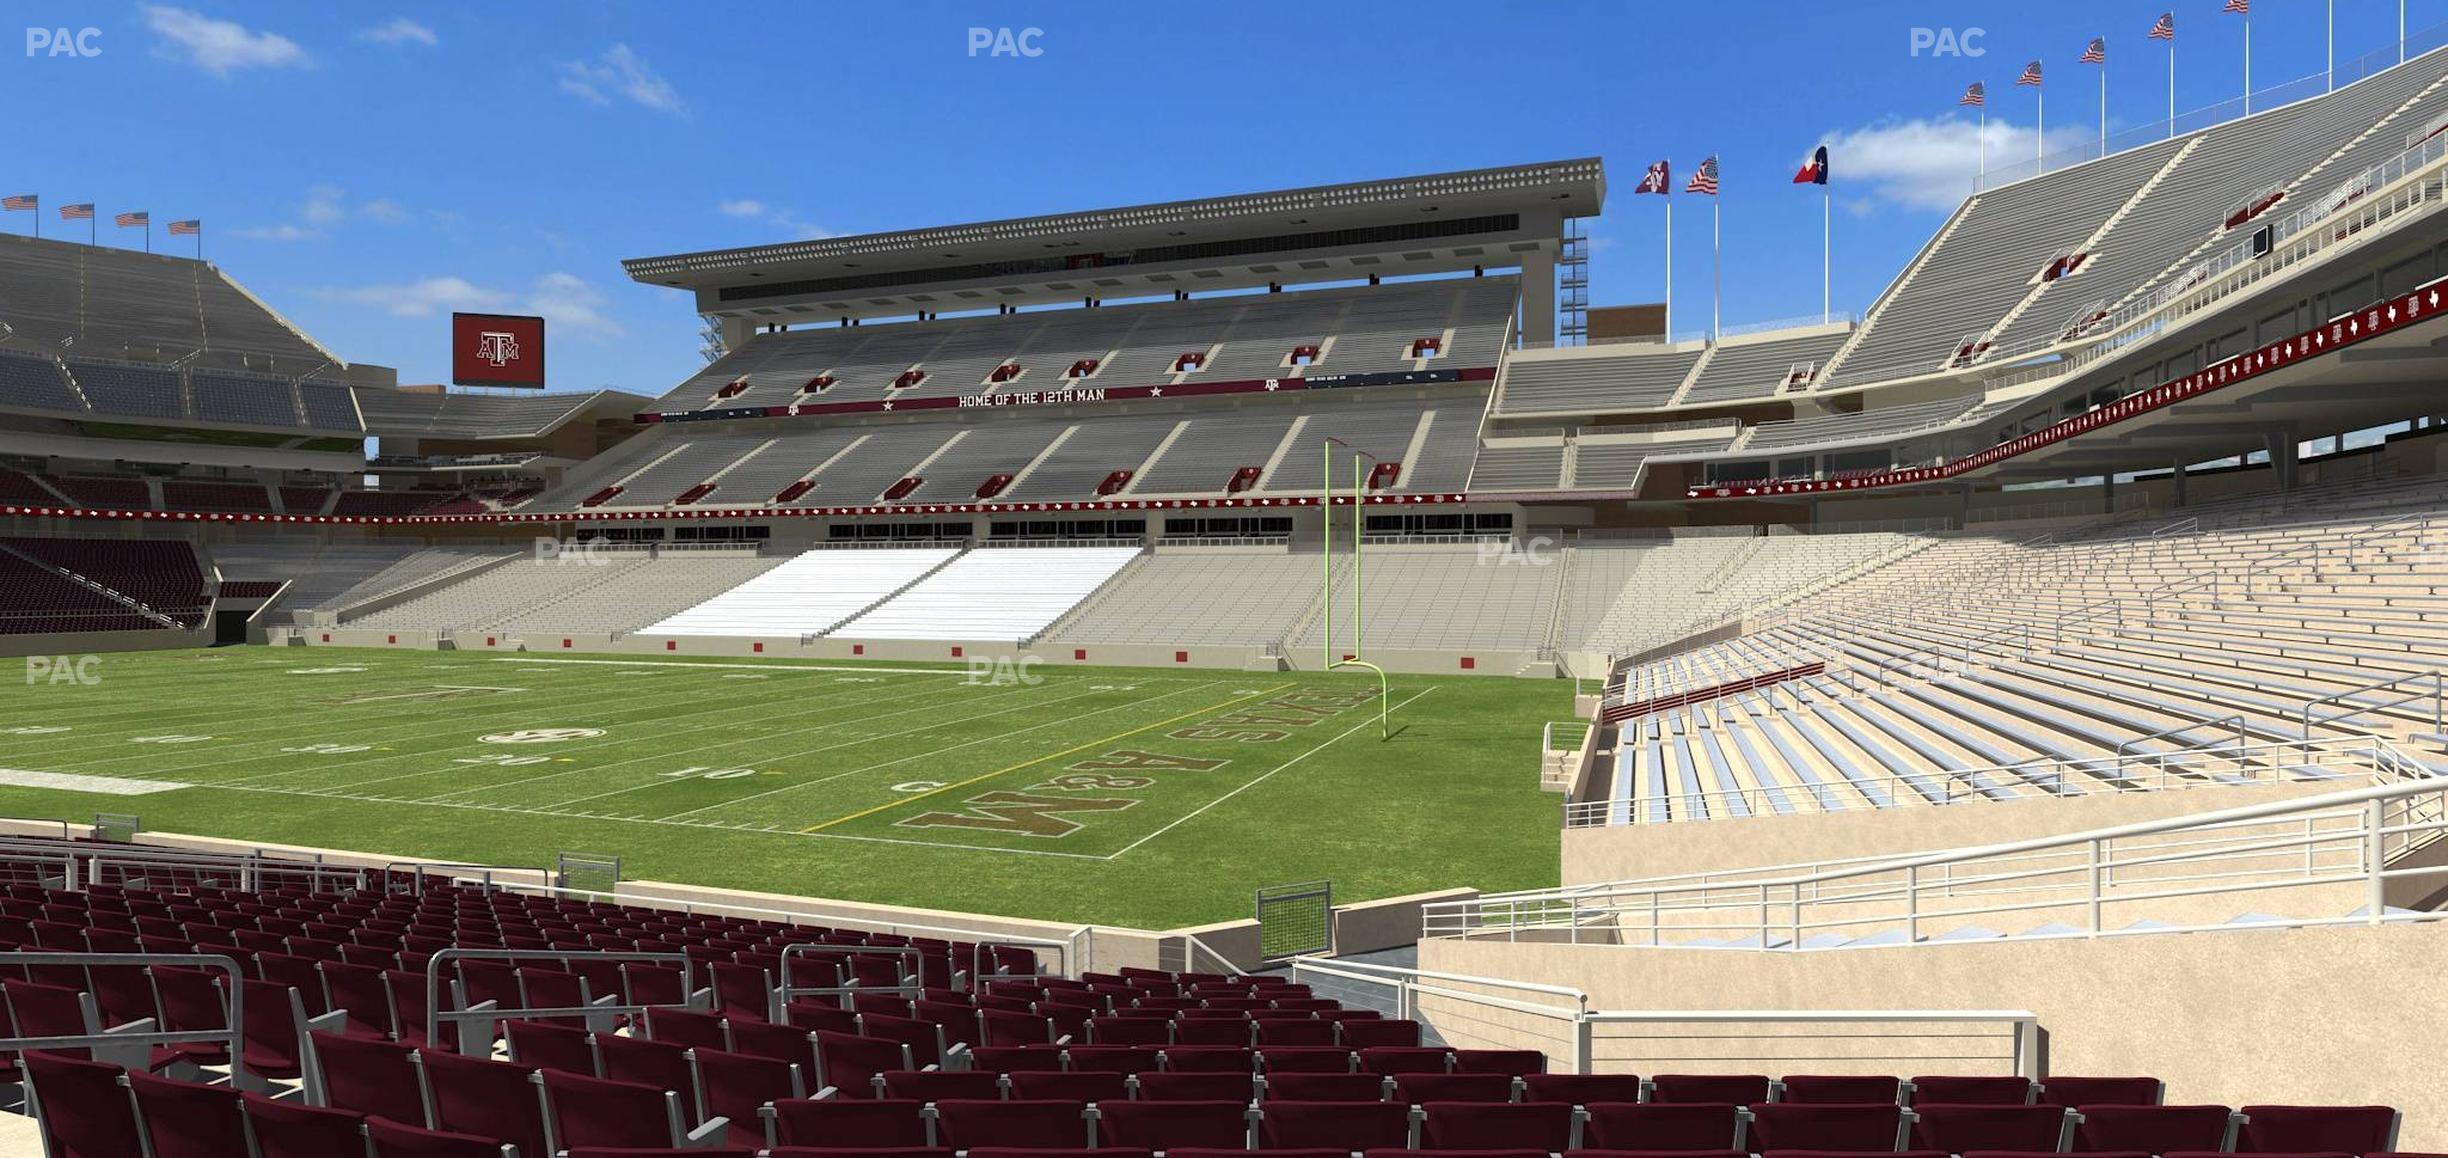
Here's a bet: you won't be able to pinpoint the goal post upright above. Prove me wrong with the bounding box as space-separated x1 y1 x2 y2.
1323 439 1390 739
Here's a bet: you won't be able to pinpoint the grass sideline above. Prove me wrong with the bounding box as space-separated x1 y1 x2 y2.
0 647 1568 928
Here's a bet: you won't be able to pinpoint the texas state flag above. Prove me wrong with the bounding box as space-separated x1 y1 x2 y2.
1792 145 1829 185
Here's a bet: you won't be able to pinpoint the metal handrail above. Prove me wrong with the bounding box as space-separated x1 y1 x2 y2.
433 877 1082 975
0 951 246 1075
2302 671 2447 740
776 943 923 1020
424 947 693 1048
1458 737 2448 945
2115 716 2251 764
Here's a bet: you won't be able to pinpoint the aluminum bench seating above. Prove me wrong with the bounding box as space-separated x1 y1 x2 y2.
1813 703 1953 804
1838 699 2021 801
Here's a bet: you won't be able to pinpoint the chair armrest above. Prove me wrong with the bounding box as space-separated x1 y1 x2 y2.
682 1116 731 1147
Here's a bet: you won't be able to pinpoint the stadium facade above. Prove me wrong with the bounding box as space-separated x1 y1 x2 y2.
6 33 2448 1156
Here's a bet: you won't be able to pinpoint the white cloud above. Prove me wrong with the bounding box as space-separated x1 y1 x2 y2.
233 186 412 241
302 184 347 226
717 199 831 239
141 5 309 75
1819 116 2095 212
315 276 506 318
314 272 626 337
558 44 684 115
230 222 313 242
525 272 625 337
358 17 436 47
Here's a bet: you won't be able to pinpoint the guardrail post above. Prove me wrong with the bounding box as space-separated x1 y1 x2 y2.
2367 797 2388 922
1904 866 1919 944
2086 839 2104 934
1573 1013 1594 1075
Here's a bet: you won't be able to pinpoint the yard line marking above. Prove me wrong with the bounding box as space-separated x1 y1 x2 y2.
654 679 1239 823
202 664 949 787
186 782 1112 860
1104 687 1436 860
0 768 194 796
423 678 1078 803
490 658 977 675
800 682 1297 833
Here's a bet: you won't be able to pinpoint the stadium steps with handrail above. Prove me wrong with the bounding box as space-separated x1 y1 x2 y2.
51 355 97 412
1976 137 2201 353
2293 68 2448 191
1111 419 1192 497
1658 343 1717 409
325 548 523 624
1025 546 1153 645
2128 65 2448 319
813 546 973 637
1809 194 1982 386
0 540 186 630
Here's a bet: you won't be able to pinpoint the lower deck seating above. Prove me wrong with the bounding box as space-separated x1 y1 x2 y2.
1590 478 2448 823
832 546 1142 642
0 535 208 632
0 850 2408 1158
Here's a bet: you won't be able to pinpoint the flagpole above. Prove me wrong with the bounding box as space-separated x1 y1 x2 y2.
2037 85 2045 168
2099 64 2108 152
2170 37 2178 136
1979 107 1987 182
1663 192 1673 341
1822 184 1832 325
1710 197 1721 342
2327 0 2334 92
2244 14 2252 113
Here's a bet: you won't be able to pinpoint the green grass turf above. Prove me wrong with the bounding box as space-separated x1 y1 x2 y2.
0 647 1570 929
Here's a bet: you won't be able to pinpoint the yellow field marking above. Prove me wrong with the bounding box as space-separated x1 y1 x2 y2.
798 682 1297 833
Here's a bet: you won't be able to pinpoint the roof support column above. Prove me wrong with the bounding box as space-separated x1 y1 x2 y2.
2263 428 2300 492
1518 249 1557 348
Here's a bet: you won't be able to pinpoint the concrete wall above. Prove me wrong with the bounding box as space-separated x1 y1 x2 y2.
0 625 211 659
280 625 1544 678
1424 920 2448 1150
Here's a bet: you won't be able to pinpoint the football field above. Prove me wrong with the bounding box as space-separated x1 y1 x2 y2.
0 648 1567 928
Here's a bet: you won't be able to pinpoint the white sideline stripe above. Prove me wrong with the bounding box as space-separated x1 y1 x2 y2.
489 658 973 676
1106 687 1438 861
0 769 192 796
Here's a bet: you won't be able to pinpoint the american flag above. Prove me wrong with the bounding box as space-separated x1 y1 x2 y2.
168 220 201 236
2149 12 2175 40
1 195 34 212
1685 156 1719 196
2080 37 2105 64
2223 0 2248 13
1960 82 1986 107
1635 160 1671 195
2017 60 2044 87
115 211 148 228
59 203 93 221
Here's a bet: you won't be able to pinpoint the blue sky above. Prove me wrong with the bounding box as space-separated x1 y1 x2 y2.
0 0 2428 394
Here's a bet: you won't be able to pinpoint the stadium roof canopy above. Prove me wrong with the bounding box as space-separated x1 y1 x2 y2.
621 158 1605 322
